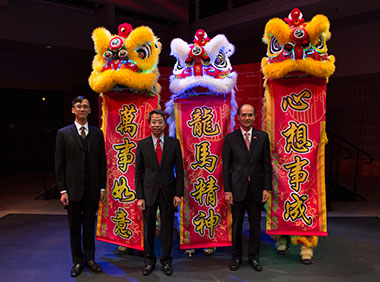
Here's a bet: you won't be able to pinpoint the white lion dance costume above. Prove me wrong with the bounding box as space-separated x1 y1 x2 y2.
165 29 237 252
262 9 335 264
89 23 162 251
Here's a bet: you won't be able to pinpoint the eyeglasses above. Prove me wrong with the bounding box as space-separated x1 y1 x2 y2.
74 104 90 110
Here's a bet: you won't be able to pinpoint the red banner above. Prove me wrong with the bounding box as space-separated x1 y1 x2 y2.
233 63 263 130
265 77 328 236
96 91 159 250
175 94 232 249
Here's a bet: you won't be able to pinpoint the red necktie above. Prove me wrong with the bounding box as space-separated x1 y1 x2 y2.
156 138 162 165
244 132 250 151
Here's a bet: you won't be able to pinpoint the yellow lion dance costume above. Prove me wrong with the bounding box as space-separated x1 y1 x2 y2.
89 23 161 94
89 23 162 253
262 8 335 264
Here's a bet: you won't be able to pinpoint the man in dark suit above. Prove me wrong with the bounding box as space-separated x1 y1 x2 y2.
135 109 184 276
55 96 106 277
222 104 272 272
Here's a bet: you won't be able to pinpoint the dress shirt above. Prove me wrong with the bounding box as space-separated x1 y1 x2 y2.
152 134 164 151
240 127 253 143
74 121 89 137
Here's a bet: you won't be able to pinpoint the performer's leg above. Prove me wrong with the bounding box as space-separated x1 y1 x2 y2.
68 200 84 264
143 200 159 266
82 195 98 262
246 192 261 261
231 200 245 260
158 191 174 266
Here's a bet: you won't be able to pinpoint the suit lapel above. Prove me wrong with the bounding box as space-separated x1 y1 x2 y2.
161 135 170 167
148 136 160 168
70 124 84 150
87 126 93 152
248 129 258 157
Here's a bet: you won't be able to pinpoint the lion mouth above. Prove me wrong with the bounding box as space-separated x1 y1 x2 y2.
102 59 140 72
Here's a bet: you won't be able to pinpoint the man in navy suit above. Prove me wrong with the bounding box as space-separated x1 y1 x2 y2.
222 104 272 272
55 96 106 277
135 109 184 276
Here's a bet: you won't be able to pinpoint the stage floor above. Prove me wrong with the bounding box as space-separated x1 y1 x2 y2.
1 172 380 281
0 214 380 282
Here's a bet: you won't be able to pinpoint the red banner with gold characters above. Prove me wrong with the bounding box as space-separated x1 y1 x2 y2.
175 94 232 249
96 91 159 250
265 77 328 236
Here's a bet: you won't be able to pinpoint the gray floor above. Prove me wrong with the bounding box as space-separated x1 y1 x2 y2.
1 172 380 282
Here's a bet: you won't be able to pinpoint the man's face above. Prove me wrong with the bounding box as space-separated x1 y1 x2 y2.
149 113 166 137
237 104 255 130
72 99 91 122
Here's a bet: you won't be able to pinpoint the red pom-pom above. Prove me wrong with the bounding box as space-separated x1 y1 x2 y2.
118 23 133 38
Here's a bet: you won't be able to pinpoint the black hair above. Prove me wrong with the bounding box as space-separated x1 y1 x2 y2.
72 96 90 107
148 109 166 123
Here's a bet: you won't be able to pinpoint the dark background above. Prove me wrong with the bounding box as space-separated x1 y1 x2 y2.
1 0 379 175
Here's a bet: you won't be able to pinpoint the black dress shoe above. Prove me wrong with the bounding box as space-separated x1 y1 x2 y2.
163 264 173 275
143 264 155 276
85 260 103 272
301 258 312 265
248 259 263 271
229 259 241 271
70 264 83 277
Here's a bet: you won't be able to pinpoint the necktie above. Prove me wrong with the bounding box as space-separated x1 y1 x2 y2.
244 132 251 182
80 127 86 139
156 138 162 165
244 132 250 151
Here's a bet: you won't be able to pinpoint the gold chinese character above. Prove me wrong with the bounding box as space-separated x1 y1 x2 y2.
116 104 138 137
283 156 310 192
192 208 221 238
111 176 136 203
281 121 312 153
111 208 133 239
191 141 218 173
113 137 136 173
284 193 312 225
281 89 312 112
187 106 220 137
190 176 219 207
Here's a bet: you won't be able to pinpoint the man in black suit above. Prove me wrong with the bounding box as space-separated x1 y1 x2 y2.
222 104 272 272
55 96 106 277
135 109 184 276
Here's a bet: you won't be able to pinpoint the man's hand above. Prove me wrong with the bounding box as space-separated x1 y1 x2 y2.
173 196 181 207
100 190 106 202
60 192 69 206
137 199 145 211
262 190 269 203
225 192 233 205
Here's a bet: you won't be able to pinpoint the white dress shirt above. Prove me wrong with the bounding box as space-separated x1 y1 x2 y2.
152 134 164 151
74 121 89 137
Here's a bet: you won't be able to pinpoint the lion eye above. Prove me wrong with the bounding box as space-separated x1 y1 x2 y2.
185 57 194 67
135 43 151 59
175 60 183 70
270 36 282 54
202 55 211 66
315 35 325 50
213 51 227 69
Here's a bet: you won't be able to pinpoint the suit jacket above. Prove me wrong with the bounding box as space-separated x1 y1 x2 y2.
222 128 272 202
55 124 107 202
135 135 184 206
